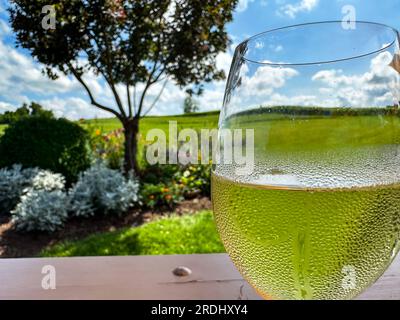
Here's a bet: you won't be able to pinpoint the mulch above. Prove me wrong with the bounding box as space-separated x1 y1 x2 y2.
0 197 212 258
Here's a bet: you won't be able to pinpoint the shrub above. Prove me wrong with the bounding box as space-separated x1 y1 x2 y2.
142 163 182 184
0 165 38 214
12 190 68 232
0 165 66 215
0 165 36 213
140 162 212 208
88 127 124 170
30 170 66 191
175 163 212 198
0 102 54 125
140 182 184 209
68 162 139 217
0 116 91 183
0 164 68 231
11 168 67 232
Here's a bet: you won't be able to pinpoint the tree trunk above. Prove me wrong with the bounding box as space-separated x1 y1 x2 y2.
123 118 140 175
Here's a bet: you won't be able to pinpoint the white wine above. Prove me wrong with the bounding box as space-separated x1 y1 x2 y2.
212 174 400 300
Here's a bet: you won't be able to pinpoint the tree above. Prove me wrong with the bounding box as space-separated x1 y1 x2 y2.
9 0 238 174
29 102 54 118
183 95 199 114
0 102 53 124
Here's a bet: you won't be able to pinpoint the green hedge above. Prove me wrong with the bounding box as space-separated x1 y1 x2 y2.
0 116 91 183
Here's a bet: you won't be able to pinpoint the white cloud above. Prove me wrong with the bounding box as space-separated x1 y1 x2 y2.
0 39 81 100
312 52 400 107
39 97 110 120
0 19 10 35
198 81 226 112
0 101 16 112
319 87 333 94
270 44 283 52
225 63 299 115
277 0 319 18
222 51 400 116
237 0 255 13
0 34 126 119
242 64 299 97
0 1 5 15
216 51 234 76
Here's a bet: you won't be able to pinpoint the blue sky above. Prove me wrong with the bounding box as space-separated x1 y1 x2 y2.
0 0 399 119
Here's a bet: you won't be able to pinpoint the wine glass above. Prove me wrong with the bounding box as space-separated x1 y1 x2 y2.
212 21 400 300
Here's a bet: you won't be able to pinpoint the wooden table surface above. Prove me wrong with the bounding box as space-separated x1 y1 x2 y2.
0 253 399 300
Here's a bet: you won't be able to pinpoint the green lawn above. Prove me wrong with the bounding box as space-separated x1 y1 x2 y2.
0 124 6 136
81 111 400 169
227 112 400 152
81 110 220 135
41 211 225 257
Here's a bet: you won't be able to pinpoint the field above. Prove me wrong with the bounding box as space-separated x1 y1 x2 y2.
0 110 220 137
80 110 400 152
80 110 220 135
227 112 400 151
2 110 397 152
2 110 399 171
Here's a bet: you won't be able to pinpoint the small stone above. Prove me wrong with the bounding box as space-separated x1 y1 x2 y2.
172 266 192 277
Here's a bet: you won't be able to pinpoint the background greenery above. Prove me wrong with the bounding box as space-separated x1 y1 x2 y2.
0 110 220 137
3 106 400 257
41 211 224 257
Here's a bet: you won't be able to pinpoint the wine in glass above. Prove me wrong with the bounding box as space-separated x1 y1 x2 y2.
212 21 400 300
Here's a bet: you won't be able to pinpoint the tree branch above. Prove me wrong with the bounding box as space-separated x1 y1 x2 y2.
67 62 123 121
105 75 127 118
85 33 127 119
102 33 128 119
127 83 133 118
133 85 137 115
135 22 167 118
136 63 159 118
136 66 166 118
143 79 168 117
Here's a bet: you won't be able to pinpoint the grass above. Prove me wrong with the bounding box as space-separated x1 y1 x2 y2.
41 211 225 257
0 124 6 136
82 111 220 166
77 109 400 157
229 112 400 149
80 110 220 135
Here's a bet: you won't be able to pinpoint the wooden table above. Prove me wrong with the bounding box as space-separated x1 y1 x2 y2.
0 253 399 300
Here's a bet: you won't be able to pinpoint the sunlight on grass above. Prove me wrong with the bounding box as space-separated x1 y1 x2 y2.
40 211 225 257
80 110 220 135
0 124 6 136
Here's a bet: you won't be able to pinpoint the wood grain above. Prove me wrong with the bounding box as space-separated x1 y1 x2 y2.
0 253 398 300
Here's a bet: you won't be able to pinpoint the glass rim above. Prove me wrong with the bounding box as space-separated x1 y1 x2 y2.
237 20 399 67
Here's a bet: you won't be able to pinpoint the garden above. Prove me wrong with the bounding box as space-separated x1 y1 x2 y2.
0 106 224 258
2 103 397 258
